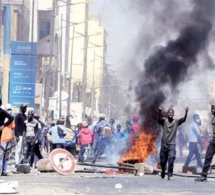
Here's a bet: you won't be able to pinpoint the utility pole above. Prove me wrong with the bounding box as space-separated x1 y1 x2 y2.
44 0 56 120
91 50 95 118
31 0 34 42
82 3 89 120
64 0 71 73
67 25 75 116
58 14 63 118
29 0 38 42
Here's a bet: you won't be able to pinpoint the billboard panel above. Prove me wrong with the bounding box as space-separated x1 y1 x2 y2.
9 96 35 107
11 41 37 55
9 83 36 97
10 69 36 84
10 55 37 70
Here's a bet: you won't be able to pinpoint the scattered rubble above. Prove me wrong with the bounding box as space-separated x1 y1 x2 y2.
37 159 55 172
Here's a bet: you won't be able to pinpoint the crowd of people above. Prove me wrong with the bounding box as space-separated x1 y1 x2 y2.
1 98 215 183
0 99 141 176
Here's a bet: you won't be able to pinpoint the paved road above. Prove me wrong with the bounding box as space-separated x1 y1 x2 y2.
1 147 213 195
1 168 215 195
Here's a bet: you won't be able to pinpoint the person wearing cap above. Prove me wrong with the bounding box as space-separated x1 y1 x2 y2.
78 121 93 162
195 104 215 182
158 107 189 180
48 119 67 151
0 104 15 176
14 104 27 167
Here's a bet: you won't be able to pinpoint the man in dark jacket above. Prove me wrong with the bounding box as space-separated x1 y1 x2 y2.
158 107 189 180
14 104 27 166
195 104 215 182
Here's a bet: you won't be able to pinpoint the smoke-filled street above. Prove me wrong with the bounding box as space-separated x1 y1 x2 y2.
1 0 215 194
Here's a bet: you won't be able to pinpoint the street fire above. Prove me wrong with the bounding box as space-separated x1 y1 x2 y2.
120 130 157 163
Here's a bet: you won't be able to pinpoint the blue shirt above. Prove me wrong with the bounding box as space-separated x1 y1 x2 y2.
189 121 201 142
113 130 126 140
48 125 67 144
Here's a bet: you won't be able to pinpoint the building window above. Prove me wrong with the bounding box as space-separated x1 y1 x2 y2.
39 20 50 40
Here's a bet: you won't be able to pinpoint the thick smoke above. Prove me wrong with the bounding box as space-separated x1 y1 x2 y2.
136 0 215 132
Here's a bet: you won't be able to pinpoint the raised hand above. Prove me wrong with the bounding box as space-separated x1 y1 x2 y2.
159 107 163 111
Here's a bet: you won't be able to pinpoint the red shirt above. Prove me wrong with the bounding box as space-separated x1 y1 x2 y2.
128 123 140 144
78 128 93 145
131 123 140 134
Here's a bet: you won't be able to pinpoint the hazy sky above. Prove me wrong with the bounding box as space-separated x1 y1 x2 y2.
89 0 193 80
90 0 215 120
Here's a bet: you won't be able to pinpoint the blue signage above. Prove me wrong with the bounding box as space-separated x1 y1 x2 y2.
9 42 37 108
9 96 35 107
10 55 37 70
11 41 37 56
9 83 35 97
10 69 36 84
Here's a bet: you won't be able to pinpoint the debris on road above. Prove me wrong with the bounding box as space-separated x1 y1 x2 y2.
0 181 18 194
37 159 54 172
115 183 123 190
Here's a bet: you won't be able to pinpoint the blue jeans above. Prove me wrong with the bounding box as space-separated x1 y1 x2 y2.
92 137 112 163
184 142 203 169
0 141 13 173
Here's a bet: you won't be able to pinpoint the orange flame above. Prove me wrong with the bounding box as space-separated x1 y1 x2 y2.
120 130 157 163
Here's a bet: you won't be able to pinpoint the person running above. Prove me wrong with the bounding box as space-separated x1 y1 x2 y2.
0 104 16 176
92 116 108 156
158 107 189 180
195 104 215 182
92 124 112 164
14 104 27 167
184 114 203 169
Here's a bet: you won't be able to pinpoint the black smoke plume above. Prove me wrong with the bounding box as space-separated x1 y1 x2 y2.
135 0 214 132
